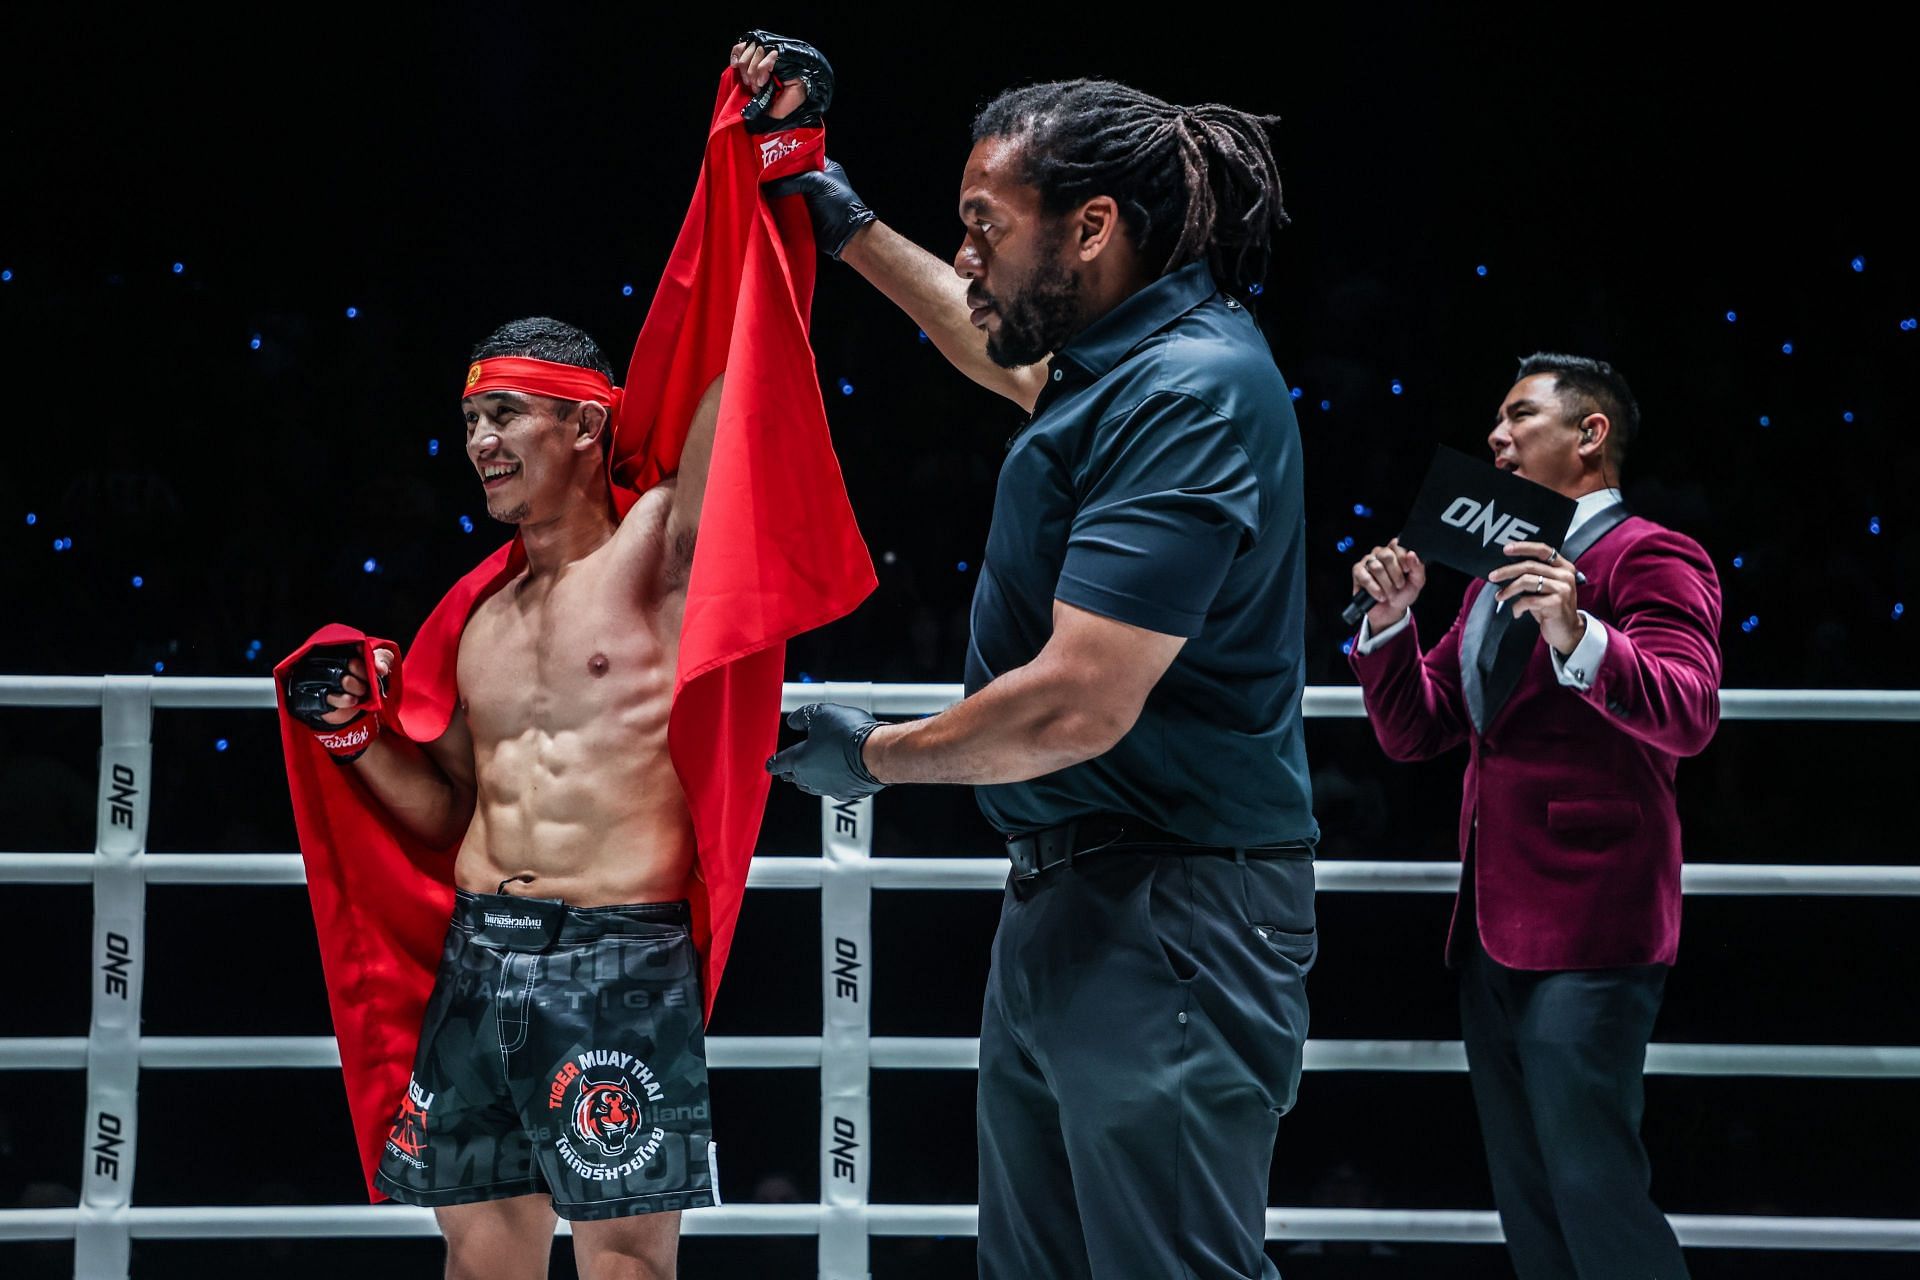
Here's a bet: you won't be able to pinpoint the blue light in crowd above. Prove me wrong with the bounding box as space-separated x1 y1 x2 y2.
1353 503 1373 518
249 639 262 652
1851 256 1865 272
1731 555 1745 569
917 329 930 343
957 561 969 572
1843 411 1855 423
1 269 12 282
154 661 166 673
215 739 230 752
1341 637 1355 656
1868 517 1881 535
52 537 67 552
1895 603 1907 620
1319 399 1331 412
1758 415 1771 427
1390 380 1404 396
1740 615 1759 634
131 576 144 589
346 306 359 319
249 334 262 350
363 558 379 573
24 512 35 525
1289 387 1303 400
1475 264 1488 277
1248 283 1265 296
428 438 440 456
459 515 474 533
621 284 634 297
799 672 815 683
172 262 185 275
1781 342 1794 355
1335 536 1356 553
1725 310 1737 323
1903 318 1919 332
838 378 855 396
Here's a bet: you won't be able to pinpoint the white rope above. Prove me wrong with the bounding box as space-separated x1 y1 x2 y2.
6 852 1920 895
4 674 1917 1268
5 676 1920 720
1 1205 1914 1249
7 1035 1919 1078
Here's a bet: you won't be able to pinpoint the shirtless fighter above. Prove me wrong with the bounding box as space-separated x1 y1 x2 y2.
279 39 817 1280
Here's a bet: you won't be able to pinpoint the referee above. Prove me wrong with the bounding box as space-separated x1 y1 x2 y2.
768 79 1317 1280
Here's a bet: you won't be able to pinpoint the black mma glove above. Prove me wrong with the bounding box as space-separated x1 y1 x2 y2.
765 159 875 259
284 643 382 764
738 29 835 133
765 702 886 801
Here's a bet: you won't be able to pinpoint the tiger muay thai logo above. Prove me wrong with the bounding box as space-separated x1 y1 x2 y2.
549 1051 667 1181
384 1076 434 1170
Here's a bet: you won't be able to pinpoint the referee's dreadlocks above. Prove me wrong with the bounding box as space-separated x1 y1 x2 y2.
972 80 1288 298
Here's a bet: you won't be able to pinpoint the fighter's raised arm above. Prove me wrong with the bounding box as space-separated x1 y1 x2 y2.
639 36 829 592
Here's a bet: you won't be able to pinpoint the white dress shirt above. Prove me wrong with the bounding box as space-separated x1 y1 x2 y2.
1355 488 1622 690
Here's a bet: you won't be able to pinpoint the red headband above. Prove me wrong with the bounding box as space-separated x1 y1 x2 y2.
462 357 621 416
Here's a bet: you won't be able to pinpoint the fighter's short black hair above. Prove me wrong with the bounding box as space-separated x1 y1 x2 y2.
470 316 614 379
469 317 615 454
971 80 1288 298
1515 352 1640 466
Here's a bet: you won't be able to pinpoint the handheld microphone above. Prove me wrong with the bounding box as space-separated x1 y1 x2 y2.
1340 588 1378 630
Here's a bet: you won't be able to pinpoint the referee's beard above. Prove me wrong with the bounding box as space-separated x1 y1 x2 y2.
984 257 1083 368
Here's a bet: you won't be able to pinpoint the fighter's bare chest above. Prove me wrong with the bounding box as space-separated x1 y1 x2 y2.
455 570 672 728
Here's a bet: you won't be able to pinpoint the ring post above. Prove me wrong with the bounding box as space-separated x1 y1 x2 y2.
77 677 154 1280
818 683 874 1280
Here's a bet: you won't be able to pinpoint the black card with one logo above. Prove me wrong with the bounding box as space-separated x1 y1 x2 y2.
1398 446 1578 579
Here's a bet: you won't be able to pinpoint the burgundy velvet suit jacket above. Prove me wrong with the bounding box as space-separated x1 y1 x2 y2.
1349 515 1722 969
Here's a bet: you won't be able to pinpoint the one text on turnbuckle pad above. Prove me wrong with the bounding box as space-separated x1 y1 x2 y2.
831 795 860 839
830 1115 861 1181
485 913 542 929
93 1111 126 1180
832 937 861 1003
101 931 133 998
107 762 139 828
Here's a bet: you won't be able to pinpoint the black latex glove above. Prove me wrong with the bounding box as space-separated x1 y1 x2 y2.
765 159 875 259
766 702 886 801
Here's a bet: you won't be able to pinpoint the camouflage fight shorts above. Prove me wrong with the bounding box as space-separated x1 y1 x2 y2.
374 890 717 1220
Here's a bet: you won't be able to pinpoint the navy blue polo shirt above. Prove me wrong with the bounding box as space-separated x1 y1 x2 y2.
965 262 1318 847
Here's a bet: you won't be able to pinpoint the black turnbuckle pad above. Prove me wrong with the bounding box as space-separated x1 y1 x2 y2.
738 29 834 133
472 892 566 951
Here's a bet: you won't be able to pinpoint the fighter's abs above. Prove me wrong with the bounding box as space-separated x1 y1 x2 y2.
453 551 693 902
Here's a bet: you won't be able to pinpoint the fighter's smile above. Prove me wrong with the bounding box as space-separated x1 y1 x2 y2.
481 462 521 488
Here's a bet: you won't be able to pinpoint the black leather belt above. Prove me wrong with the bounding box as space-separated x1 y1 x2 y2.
1004 815 1312 882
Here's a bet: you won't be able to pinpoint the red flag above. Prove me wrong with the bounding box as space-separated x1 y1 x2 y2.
275 74 873 1198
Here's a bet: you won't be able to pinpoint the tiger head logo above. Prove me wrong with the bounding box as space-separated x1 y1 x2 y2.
571 1078 641 1157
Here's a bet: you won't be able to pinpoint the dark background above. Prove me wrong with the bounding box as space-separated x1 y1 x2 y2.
4 5 1916 1277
